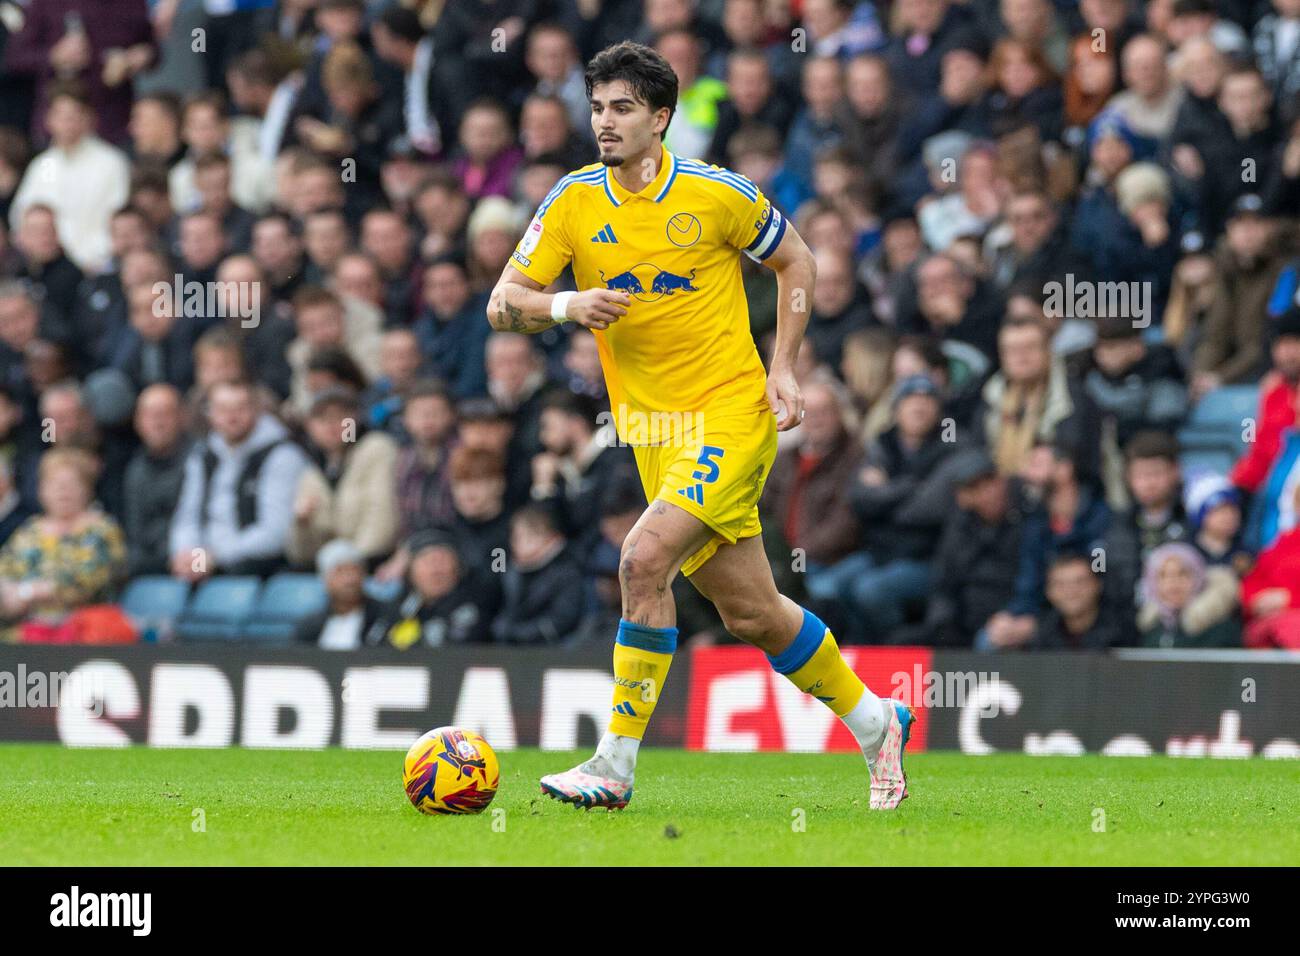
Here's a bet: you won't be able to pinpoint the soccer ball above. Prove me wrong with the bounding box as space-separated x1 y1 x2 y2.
402 727 500 815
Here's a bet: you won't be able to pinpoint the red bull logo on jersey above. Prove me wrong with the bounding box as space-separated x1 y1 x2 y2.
600 263 700 302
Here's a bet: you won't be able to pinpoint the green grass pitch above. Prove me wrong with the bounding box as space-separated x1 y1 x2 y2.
1 745 1295 865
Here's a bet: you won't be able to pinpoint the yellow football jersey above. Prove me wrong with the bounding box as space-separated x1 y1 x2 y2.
510 149 787 446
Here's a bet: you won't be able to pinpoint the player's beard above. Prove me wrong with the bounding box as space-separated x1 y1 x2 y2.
599 150 625 167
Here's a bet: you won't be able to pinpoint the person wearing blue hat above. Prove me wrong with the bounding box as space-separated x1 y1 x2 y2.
1184 473 1253 577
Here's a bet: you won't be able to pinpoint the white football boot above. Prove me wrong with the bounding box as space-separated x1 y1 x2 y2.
868 700 915 810
540 755 634 810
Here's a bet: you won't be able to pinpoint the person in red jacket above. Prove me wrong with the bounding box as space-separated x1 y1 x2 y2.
1231 308 1300 493
1242 484 1300 648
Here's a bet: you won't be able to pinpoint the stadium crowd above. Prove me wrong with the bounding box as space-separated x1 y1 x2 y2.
0 0 1298 651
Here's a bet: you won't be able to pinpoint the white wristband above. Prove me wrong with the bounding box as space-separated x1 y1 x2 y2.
551 291 575 323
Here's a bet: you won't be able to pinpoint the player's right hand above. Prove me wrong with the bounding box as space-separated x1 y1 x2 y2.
566 289 630 330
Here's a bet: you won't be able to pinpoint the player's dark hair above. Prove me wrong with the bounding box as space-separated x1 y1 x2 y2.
584 41 678 138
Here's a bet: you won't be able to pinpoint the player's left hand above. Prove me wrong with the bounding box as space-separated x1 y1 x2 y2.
766 365 804 432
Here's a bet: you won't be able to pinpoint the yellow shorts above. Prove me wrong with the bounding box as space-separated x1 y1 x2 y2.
631 403 779 576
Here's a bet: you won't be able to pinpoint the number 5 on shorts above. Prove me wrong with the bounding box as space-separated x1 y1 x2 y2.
692 445 726 483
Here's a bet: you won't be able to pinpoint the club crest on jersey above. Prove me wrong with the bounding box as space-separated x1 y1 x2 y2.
600 263 699 302
666 212 702 247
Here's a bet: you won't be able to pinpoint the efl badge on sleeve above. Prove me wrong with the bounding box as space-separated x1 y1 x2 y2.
520 216 544 255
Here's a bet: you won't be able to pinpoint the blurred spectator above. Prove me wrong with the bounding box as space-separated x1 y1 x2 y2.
523 23 589 135
819 374 957 640
975 38 1063 143
288 386 399 570
807 248 875 371
486 332 549 506
1028 552 1137 650
9 85 129 273
390 378 457 549
453 100 524 201
886 0 972 96
917 142 1003 251
657 28 728 160
1254 0 1300 126
370 5 448 157
1102 431 1191 614
1063 33 1118 134
364 328 422 434
764 377 863 575
168 379 309 579
170 90 274 217
370 528 498 648
926 449 1030 648
108 282 196 394
708 49 796 168
1175 65 1279 239
1185 473 1252 575
0 455 35 548
359 208 416 324
14 203 81 326
490 504 583 644
529 389 635 564
3 0 155 146
979 318 1099 478
122 383 189 576
560 326 607 400
1082 315 1187 500
985 188 1091 292
413 255 490 399
1241 485 1300 648
1105 34 1184 142
0 447 126 635
1005 441 1111 627
1231 307 1300 494
784 56 844 190
1137 541 1241 648
293 538 385 649
1190 195 1288 397
898 251 1004 360
286 286 379 417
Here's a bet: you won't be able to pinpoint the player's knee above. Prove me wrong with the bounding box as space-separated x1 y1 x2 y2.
618 536 672 593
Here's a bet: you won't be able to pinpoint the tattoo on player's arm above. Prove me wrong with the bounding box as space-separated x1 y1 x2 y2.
494 285 556 333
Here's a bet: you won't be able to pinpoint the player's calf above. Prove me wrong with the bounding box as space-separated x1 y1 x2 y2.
766 607 910 808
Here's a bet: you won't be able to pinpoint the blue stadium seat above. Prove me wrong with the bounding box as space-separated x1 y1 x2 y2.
1181 385 1259 431
1180 449 1236 481
119 577 191 641
175 577 262 642
241 573 328 644
1178 385 1260 460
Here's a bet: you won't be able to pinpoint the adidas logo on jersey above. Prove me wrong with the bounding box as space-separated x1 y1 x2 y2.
591 224 619 243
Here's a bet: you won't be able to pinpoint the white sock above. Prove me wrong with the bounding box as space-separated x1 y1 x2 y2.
840 690 893 757
594 732 640 781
